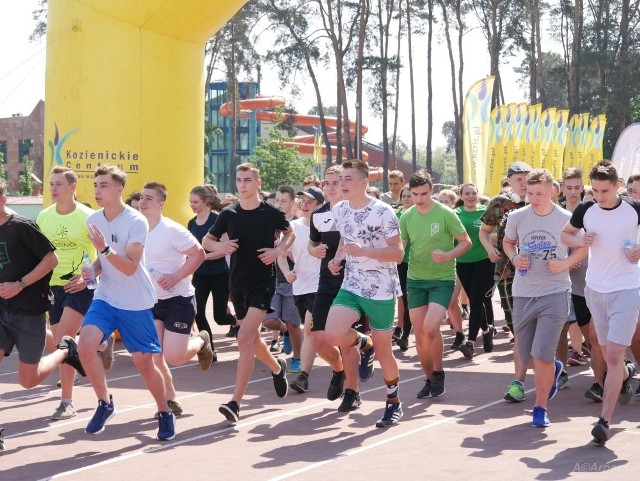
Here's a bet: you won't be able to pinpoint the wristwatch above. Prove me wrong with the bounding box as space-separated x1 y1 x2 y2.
17 278 26 288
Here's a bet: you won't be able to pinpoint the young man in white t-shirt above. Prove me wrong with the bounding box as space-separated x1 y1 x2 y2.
277 187 323 395
138 182 209 416
561 160 640 445
77 165 175 440
325 160 405 427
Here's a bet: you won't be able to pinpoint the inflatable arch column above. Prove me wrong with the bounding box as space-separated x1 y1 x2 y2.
44 0 247 222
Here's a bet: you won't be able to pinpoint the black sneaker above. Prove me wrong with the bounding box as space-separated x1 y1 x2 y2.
59 336 86 377
635 382 640 397
430 371 445 397
585 382 603 402
226 325 238 338
290 373 309 394
619 361 636 406
416 379 431 399
591 417 610 445
451 332 465 350
459 341 474 359
272 357 288 398
219 401 240 423
396 337 409 352
327 370 346 401
0 427 4 451
482 329 494 353
338 389 362 412
392 326 402 340
375 402 403 428
359 346 375 382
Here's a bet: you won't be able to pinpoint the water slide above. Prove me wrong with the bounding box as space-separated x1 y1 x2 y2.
219 95 384 180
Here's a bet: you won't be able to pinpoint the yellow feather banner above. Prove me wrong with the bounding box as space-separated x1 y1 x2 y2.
523 104 542 167
538 108 557 171
548 110 569 179
484 105 510 196
462 76 495 188
582 114 607 181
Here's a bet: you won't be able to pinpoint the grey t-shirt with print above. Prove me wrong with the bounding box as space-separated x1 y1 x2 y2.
504 204 572 298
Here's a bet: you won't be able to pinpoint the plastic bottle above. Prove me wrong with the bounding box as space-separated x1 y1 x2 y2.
517 245 531 276
148 267 175 292
81 252 97 290
623 240 638 264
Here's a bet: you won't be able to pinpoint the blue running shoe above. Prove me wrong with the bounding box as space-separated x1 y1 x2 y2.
375 402 403 428
283 333 292 355
359 346 375 382
290 358 301 373
548 360 563 400
157 411 176 441
532 406 550 428
86 395 116 434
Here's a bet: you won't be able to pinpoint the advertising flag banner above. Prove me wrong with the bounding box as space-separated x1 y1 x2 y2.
462 76 495 188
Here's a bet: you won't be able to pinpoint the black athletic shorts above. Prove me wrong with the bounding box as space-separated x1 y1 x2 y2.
571 294 591 328
49 285 94 325
152 296 197 334
231 287 275 321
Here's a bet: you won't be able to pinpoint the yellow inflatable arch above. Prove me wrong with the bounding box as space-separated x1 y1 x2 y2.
44 0 247 222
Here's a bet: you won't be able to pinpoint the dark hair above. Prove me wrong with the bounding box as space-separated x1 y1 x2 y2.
454 183 477 208
190 184 222 211
341 160 369 179
277 185 295 200
408 170 433 189
51 166 78 184
95 164 126 187
589 160 618 183
125 192 140 206
142 181 168 201
562 167 583 182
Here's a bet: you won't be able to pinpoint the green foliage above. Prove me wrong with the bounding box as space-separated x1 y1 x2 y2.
0 156 6 182
19 155 35 196
414 146 458 187
250 128 315 191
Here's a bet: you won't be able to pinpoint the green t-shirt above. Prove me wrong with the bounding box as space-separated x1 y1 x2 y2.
455 205 489 263
36 203 96 286
399 202 466 281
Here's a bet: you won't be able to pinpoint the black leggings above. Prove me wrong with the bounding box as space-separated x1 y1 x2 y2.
192 272 236 347
456 258 495 341
397 262 411 338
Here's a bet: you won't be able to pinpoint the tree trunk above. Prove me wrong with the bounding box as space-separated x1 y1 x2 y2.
391 1 403 169
426 0 434 172
439 0 462 181
568 0 582 114
529 2 537 104
534 0 546 106
355 0 369 163
406 0 418 170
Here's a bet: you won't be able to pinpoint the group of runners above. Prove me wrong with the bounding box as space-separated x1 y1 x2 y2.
0 157 638 449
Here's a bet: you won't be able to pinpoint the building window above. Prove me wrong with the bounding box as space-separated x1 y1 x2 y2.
18 139 33 160
0 140 7 163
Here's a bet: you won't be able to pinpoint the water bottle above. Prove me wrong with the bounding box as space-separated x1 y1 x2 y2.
148 267 175 292
81 252 97 290
623 240 638 264
517 245 531 276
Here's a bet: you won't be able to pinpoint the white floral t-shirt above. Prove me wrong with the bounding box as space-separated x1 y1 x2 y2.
333 198 401 300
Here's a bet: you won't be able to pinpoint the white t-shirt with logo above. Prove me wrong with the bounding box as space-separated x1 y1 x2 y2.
333 198 401 300
289 218 321 295
145 216 200 300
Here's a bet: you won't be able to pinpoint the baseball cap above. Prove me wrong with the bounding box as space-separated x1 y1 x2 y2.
297 186 325 203
507 161 532 177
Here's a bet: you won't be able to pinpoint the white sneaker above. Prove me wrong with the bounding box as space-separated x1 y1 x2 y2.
51 402 77 420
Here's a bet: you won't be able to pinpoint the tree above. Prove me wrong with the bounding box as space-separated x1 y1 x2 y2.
250 127 315 191
19 155 35 196
441 121 456 153
0 153 6 182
